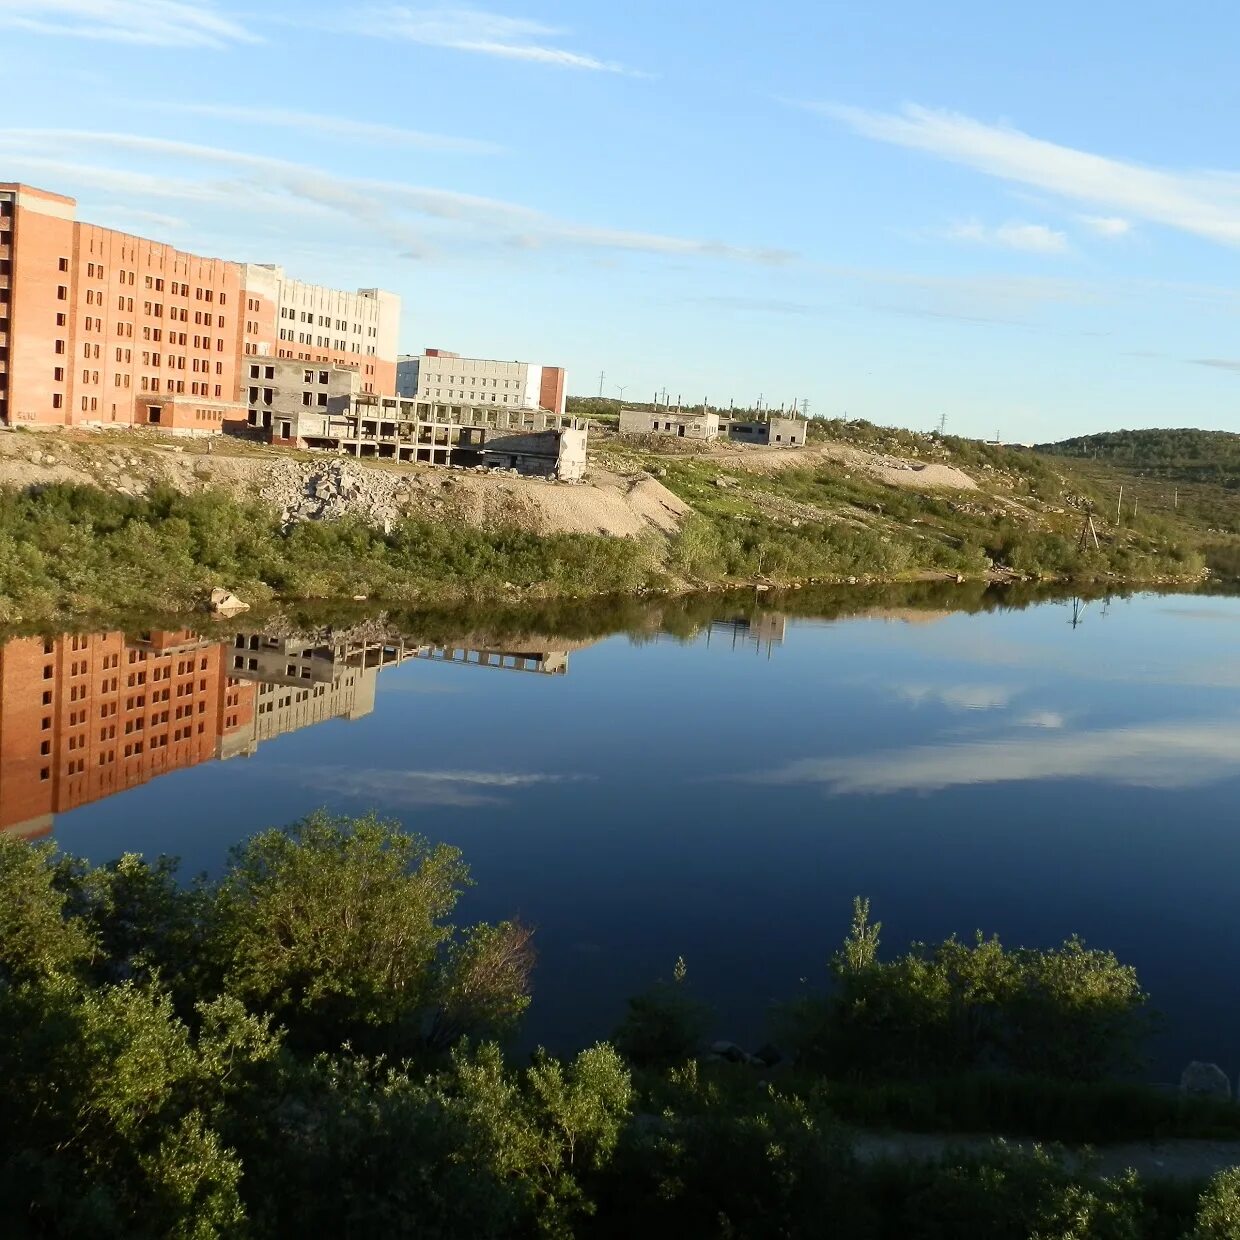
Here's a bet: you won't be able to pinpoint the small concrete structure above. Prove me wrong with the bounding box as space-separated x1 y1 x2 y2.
619 407 720 441
723 415 805 447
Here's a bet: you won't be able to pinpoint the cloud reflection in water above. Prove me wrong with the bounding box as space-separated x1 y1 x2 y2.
744 719 1240 795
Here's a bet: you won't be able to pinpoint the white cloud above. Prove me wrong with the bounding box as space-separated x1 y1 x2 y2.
1017 711 1067 729
801 101 1240 248
1079 214 1133 238
741 718 1240 795
0 129 788 264
0 0 258 48
363 6 638 73
946 219 1069 254
173 104 502 154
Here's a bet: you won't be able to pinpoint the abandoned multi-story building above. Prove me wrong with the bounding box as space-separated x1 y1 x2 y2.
243 357 587 481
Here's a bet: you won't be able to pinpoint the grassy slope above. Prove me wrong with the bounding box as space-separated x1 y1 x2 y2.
0 419 1229 623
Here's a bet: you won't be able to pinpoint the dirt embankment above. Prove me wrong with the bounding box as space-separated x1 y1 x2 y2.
660 439 980 492
0 430 691 541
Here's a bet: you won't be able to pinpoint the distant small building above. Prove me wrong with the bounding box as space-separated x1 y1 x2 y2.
618 408 720 441
723 415 805 447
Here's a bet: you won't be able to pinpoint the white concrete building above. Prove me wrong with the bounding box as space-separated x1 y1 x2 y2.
240 263 400 395
397 349 566 416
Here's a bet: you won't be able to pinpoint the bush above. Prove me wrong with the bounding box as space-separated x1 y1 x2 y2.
781 899 1149 1082
613 957 711 1068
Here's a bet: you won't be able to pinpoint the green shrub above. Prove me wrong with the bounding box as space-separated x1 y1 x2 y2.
781 899 1149 1082
613 957 711 1067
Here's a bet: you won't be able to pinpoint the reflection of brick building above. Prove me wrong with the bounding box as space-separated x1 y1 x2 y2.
0 629 254 838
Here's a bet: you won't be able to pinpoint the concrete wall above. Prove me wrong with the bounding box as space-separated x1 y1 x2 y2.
244 357 359 438
556 425 587 481
395 355 419 397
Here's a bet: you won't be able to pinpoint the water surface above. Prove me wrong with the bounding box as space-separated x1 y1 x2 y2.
4 587 1239 1077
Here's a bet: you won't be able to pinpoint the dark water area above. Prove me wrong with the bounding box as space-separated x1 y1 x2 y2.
4 582 1240 1080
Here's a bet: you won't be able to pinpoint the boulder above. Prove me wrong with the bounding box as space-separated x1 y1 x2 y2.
1180 1061 1230 1101
208 587 250 618
709 1041 749 1064
752 1043 784 1068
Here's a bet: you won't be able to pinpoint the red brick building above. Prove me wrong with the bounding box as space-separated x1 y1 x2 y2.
0 183 401 433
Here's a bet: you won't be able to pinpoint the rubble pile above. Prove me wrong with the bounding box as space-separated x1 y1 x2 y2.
260 460 412 532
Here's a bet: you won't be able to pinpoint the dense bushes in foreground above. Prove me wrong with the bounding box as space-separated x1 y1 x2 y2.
3 818 1240 1238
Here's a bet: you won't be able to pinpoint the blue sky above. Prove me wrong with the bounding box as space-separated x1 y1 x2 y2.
2 1 1240 440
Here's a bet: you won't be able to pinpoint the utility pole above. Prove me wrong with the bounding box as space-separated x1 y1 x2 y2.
800 399 809 419
936 413 947 437
598 370 605 398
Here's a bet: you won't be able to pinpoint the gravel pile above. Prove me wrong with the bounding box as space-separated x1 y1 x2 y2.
260 460 412 532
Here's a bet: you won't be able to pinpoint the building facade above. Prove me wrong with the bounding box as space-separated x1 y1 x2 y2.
0 183 400 434
397 349 566 416
242 263 399 397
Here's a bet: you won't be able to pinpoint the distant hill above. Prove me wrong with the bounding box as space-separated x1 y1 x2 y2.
1038 428 1240 487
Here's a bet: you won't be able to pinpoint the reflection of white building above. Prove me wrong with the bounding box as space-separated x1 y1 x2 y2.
218 631 578 761
706 613 787 657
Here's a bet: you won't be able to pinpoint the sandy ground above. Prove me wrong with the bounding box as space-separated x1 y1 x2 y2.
680 440 979 491
853 1129 1240 1183
0 429 691 540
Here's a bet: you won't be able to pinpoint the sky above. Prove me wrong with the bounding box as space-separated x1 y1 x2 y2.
2 1 1240 441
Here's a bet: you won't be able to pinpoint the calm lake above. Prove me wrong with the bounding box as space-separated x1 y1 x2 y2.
5 585 1239 1078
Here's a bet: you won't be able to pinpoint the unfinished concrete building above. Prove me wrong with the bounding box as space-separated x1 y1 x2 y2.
618 407 720 440
242 358 586 481
723 415 805 446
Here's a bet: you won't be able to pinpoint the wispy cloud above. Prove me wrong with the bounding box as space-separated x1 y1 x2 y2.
364 6 639 74
1079 214 1133 238
1191 358 1240 374
172 103 503 154
946 219 1069 254
0 0 258 48
738 718 1240 795
0 129 787 264
298 765 595 808
798 101 1240 249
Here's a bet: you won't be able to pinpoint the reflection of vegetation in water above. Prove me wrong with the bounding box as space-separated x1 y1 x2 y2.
5 818 1240 1237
